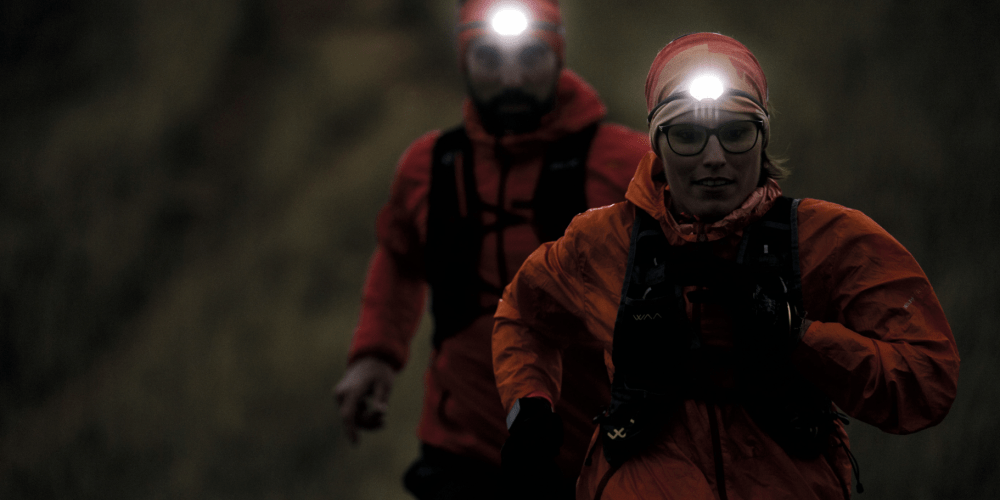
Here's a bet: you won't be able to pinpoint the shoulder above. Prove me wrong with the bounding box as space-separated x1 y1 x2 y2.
590 122 650 161
585 123 650 194
564 201 635 253
393 130 444 182
795 198 916 273
796 198 891 240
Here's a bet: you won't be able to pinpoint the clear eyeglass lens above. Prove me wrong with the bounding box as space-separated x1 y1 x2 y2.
666 125 707 155
664 121 760 156
718 121 759 153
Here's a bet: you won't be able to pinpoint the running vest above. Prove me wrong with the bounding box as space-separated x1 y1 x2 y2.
425 123 599 348
598 197 843 464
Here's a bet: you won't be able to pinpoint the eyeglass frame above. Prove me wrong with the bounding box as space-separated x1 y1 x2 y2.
656 119 764 157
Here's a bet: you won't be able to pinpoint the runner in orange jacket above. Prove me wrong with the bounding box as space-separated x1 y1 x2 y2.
493 33 960 499
334 1 650 498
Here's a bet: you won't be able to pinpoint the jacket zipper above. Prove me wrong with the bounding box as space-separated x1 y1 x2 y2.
707 402 729 500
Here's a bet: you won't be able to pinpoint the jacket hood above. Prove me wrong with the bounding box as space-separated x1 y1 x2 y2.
462 69 607 151
625 151 782 245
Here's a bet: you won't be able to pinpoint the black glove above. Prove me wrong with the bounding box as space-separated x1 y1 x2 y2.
500 397 565 499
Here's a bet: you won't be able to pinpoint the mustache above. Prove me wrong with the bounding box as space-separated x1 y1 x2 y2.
485 89 544 110
472 86 557 135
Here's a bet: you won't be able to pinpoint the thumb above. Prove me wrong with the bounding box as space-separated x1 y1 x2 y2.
334 383 361 445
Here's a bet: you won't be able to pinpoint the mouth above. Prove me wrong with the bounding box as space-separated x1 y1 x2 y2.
498 102 532 113
692 178 734 188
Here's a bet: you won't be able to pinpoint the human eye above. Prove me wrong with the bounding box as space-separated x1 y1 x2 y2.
518 44 548 67
668 124 704 144
474 46 502 69
720 121 754 141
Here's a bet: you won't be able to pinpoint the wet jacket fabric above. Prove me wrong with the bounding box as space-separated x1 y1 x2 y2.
346 69 651 473
493 151 960 499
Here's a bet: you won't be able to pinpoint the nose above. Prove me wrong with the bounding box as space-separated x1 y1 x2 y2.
702 135 726 167
499 63 526 87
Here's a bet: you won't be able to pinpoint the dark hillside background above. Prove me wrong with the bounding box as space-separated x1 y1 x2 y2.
1 1 997 498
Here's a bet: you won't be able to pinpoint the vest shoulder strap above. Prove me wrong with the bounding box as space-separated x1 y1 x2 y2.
426 126 486 347
532 122 600 242
736 196 803 312
425 123 601 347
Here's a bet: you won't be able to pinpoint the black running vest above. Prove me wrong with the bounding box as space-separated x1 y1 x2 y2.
600 197 842 464
425 123 599 347
611 196 804 392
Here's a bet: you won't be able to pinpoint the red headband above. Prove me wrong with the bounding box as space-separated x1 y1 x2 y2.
457 0 564 68
645 32 768 115
644 33 770 149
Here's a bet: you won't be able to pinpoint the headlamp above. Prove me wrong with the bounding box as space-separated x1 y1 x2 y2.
646 72 767 124
491 8 529 36
688 74 724 101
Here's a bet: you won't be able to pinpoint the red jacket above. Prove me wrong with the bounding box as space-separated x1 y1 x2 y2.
346 69 651 472
493 152 960 499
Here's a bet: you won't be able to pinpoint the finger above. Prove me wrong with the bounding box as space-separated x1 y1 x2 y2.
357 401 386 430
358 391 387 430
337 390 361 445
333 381 347 406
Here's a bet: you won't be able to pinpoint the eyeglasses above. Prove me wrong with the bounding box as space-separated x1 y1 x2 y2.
657 120 763 156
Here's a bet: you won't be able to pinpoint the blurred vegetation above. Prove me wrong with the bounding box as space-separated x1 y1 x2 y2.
0 1 997 499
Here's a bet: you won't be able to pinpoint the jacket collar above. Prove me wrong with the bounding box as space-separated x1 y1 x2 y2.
461 69 607 153
625 151 782 245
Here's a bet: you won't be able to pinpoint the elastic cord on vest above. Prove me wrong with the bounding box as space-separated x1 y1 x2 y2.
424 123 598 347
837 434 865 494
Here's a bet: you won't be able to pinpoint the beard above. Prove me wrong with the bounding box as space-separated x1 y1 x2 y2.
471 88 557 136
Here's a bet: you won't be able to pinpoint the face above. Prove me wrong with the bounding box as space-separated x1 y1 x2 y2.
464 34 560 134
655 109 763 223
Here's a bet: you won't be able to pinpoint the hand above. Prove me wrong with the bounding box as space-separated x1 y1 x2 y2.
737 275 805 352
333 357 395 444
501 398 565 498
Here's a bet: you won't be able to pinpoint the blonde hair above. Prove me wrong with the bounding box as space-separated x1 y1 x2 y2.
759 104 788 185
760 149 789 185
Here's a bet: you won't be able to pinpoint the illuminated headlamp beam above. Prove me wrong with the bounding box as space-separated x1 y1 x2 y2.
689 75 724 101
491 8 529 36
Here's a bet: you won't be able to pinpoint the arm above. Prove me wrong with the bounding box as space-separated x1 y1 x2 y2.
334 133 437 443
493 215 598 414
346 247 426 370
793 200 960 434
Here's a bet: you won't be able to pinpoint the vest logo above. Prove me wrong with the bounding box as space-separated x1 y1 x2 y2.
605 419 635 440
632 313 663 321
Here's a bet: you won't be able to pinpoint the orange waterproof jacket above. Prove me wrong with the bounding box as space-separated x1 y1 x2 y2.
346 69 651 472
493 151 960 499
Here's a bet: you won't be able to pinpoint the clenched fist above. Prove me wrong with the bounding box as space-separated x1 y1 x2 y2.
333 357 396 444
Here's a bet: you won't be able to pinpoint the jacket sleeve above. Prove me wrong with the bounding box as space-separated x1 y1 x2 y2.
493 215 598 413
346 132 438 370
585 123 651 208
793 199 960 434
